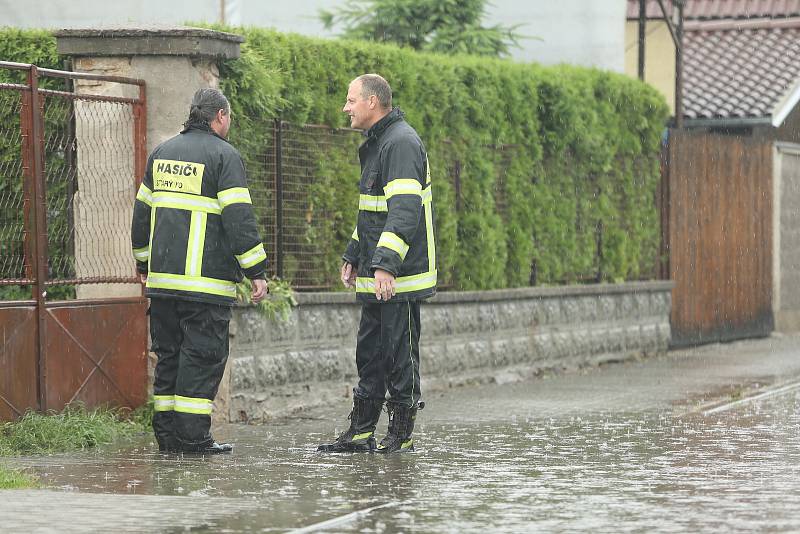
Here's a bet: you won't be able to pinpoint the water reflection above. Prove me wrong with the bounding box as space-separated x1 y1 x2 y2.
13 388 800 533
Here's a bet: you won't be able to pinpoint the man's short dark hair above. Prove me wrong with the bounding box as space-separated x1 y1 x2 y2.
185 88 230 128
356 74 392 109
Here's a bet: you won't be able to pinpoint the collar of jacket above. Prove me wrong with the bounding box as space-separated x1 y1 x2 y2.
180 123 228 142
364 107 404 141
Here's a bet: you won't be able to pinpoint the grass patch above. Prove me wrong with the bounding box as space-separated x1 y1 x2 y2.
0 402 153 456
0 464 38 489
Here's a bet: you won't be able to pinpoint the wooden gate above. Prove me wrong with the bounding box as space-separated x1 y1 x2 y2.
0 61 148 420
664 129 773 347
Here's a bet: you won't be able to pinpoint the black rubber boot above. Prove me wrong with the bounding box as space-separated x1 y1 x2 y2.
202 441 233 454
154 411 177 452
157 437 178 453
177 438 233 455
376 401 424 454
317 396 383 452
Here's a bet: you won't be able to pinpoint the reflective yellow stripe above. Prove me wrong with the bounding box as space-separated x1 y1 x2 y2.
401 439 413 449
185 212 207 277
377 231 409 260
424 158 435 270
384 179 422 199
356 270 437 294
426 156 431 185
422 186 432 205
152 191 222 214
236 242 267 269
351 226 359 242
173 395 213 415
133 246 149 262
149 207 157 270
359 194 388 212
352 431 373 441
153 395 175 412
136 183 153 206
424 189 436 272
147 271 237 298
218 187 252 209
359 189 429 212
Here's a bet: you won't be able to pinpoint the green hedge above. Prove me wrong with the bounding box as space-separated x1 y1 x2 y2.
217 27 668 288
0 27 668 292
0 30 73 300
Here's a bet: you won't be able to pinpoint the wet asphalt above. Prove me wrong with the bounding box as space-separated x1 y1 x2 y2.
3 334 800 533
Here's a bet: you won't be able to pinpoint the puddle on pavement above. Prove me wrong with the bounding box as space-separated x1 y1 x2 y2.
11 389 800 533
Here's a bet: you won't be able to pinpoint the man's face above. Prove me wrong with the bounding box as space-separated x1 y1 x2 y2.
210 108 232 138
343 80 375 130
218 109 232 138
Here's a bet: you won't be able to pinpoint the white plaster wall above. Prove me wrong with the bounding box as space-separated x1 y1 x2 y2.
5 0 626 70
775 144 800 332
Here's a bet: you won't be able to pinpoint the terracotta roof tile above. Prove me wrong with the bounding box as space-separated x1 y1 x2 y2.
627 0 800 20
683 20 800 119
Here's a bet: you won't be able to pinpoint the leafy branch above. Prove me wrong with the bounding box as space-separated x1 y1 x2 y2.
236 277 298 322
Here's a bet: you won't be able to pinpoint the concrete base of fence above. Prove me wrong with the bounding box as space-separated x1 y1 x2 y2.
215 281 673 423
775 310 800 333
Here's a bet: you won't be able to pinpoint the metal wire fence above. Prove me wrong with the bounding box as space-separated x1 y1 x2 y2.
240 120 521 291
46 94 139 286
0 61 146 301
240 120 660 292
2 67 656 299
244 120 363 289
0 87 28 292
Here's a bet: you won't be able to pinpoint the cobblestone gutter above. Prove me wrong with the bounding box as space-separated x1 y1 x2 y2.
218 281 673 422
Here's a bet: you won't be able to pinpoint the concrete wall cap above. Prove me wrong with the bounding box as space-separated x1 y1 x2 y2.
262 280 675 307
55 26 244 59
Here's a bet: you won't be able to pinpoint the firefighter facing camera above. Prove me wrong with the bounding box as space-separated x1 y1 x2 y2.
132 88 268 454
318 74 436 454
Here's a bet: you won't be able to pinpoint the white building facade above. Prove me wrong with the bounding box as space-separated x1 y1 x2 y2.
3 0 625 71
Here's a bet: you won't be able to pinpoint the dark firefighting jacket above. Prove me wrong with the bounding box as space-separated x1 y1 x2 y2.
343 108 437 303
131 125 267 306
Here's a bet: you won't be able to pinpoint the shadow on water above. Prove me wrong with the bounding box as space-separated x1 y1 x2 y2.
14 386 800 533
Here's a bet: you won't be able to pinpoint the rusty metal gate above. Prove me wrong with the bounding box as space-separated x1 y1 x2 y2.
0 61 148 420
663 129 774 347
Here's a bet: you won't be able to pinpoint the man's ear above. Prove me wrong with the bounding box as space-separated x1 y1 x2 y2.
368 95 377 110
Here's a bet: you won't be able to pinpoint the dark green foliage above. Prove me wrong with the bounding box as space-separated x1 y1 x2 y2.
215 27 668 288
1 27 668 291
0 30 76 300
0 28 60 72
319 0 523 57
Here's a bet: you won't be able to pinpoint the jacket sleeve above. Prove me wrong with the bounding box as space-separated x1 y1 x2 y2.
342 223 359 265
217 149 268 279
131 154 154 274
370 139 425 276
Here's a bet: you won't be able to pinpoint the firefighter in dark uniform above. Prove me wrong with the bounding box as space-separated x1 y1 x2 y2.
318 74 436 454
131 88 268 454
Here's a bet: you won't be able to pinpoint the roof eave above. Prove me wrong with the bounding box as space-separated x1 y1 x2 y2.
771 80 800 127
683 116 773 128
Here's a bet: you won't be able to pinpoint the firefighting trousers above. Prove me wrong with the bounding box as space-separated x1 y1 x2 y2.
354 300 422 407
149 297 232 450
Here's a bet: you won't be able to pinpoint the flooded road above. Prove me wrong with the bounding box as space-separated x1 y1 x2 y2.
4 335 800 532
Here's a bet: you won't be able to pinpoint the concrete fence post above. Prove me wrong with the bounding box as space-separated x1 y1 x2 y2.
55 28 244 420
